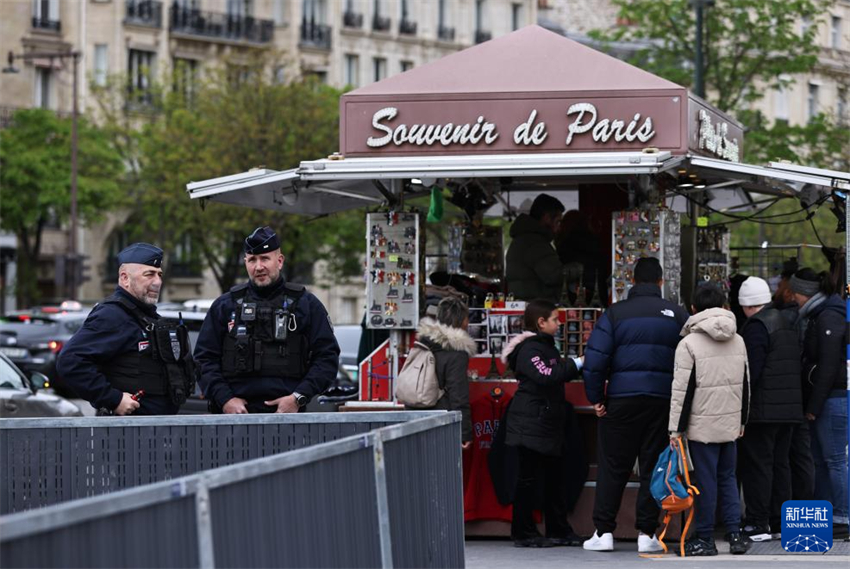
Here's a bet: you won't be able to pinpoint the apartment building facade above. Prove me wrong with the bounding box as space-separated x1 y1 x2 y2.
0 0 536 317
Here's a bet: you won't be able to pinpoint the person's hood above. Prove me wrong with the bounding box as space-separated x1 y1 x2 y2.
500 331 537 366
681 307 737 341
811 293 845 319
416 318 476 355
510 214 552 240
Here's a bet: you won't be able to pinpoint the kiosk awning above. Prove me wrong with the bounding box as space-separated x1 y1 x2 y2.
186 152 842 215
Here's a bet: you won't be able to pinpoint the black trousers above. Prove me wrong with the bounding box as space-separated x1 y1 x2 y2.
511 446 571 540
788 421 815 501
738 423 792 529
592 396 669 535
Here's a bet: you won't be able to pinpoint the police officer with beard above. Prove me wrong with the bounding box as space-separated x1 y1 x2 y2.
194 227 340 413
57 243 196 415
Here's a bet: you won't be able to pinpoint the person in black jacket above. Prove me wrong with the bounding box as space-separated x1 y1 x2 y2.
790 268 849 539
737 276 803 541
501 299 583 548
582 257 688 553
414 297 476 446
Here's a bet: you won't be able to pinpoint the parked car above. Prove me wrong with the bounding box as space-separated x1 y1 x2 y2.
0 311 90 397
0 353 83 417
334 324 362 382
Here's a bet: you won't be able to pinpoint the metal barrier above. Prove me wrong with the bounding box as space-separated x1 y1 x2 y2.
0 412 464 569
0 412 438 514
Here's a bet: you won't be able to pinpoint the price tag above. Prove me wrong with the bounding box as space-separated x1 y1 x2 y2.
697 216 709 227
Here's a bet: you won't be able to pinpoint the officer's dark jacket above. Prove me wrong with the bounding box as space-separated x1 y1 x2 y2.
194 277 340 407
56 287 179 414
800 293 847 417
503 332 579 456
740 307 802 423
583 283 689 404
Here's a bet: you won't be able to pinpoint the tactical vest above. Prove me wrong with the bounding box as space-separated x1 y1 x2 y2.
99 294 197 406
221 282 309 380
744 307 803 423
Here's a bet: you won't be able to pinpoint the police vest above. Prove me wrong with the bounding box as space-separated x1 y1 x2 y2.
99 294 197 406
221 282 309 381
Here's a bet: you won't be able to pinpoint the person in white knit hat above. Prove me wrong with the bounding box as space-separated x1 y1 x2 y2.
737 277 804 542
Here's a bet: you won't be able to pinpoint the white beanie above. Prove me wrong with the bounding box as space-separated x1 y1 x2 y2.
738 276 772 307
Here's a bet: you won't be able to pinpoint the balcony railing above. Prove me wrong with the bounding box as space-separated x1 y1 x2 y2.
343 10 363 28
169 5 274 44
399 18 417 35
372 15 391 32
475 29 492 44
437 25 455 41
300 19 332 50
32 16 61 32
125 0 163 28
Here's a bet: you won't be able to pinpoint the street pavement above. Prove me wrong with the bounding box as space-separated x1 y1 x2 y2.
465 538 850 568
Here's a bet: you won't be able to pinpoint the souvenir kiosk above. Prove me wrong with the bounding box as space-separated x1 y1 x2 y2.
187 25 850 538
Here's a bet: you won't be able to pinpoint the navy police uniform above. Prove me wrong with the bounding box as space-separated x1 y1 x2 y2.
57 244 196 415
194 227 340 412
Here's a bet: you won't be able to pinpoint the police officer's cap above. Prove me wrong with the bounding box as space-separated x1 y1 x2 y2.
244 226 280 255
117 243 163 268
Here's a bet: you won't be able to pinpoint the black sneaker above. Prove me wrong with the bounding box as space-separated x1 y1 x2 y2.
513 536 555 548
726 532 750 555
742 524 772 542
547 533 583 547
683 536 718 557
834 523 850 541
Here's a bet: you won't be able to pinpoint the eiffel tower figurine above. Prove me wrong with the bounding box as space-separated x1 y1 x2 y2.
589 283 602 308
487 353 502 379
574 284 587 308
560 266 573 307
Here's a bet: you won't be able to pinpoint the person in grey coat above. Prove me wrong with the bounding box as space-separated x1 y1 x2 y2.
505 194 565 302
415 297 476 445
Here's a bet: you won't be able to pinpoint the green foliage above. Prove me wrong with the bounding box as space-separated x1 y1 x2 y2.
592 0 849 256
0 108 124 305
93 59 364 292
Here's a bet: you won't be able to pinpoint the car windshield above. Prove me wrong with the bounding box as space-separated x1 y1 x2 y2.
0 357 25 390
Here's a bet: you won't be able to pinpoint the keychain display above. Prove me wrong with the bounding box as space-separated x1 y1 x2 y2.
367 212 420 329
696 225 731 292
611 209 681 304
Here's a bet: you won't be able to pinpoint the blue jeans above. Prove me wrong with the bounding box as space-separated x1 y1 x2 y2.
810 396 849 524
689 440 742 537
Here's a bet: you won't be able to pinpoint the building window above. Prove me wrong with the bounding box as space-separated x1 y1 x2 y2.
373 57 387 82
32 0 60 31
34 67 51 109
773 83 789 121
372 0 390 31
128 49 155 105
400 60 413 72
94 44 108 87
344 54 359 87
475 0 490 43
801 15 812 36
173 58 198 103
839 88 847 125
511 3 522 31
807 82 820 121
227 0 253 18
831 16 841 49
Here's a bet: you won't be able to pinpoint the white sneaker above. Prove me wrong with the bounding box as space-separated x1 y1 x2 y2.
638 532 664 553
583 530 614 551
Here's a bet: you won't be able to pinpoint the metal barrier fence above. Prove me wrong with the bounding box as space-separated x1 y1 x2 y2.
0 412 464 569
0 412 435 514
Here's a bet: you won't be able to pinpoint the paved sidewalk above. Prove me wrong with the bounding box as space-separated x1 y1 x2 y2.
465 538 850 568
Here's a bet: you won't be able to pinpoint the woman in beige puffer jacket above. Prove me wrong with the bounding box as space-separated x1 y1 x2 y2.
668 293 752 557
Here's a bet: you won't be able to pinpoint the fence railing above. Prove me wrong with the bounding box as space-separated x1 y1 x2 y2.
0 412 463 568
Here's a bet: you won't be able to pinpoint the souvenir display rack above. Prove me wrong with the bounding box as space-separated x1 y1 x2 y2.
366 211 420 329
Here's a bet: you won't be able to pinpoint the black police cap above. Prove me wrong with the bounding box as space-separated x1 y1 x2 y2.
117 243 163 268
244 226 280 255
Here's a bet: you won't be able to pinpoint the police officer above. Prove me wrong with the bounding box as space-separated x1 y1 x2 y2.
194 227 340 413
57 243 196 415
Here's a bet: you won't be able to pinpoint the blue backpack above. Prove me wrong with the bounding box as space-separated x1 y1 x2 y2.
649 438 699 556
